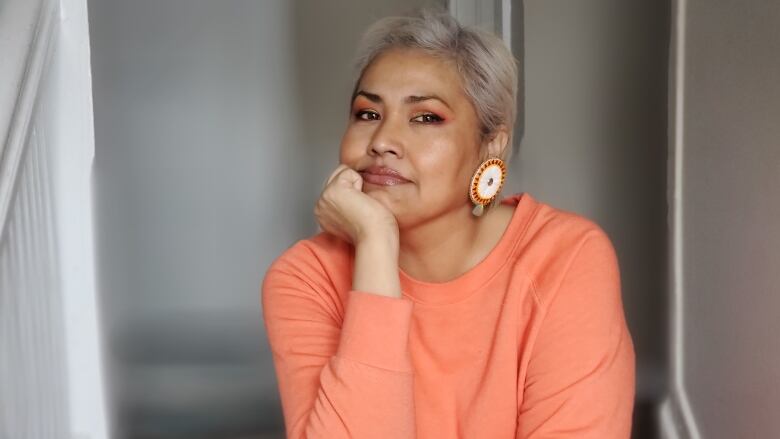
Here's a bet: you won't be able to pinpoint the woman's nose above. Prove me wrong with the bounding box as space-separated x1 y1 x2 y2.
367 118 404 158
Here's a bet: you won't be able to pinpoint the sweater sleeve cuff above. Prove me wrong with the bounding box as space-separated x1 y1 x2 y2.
337 290 414 373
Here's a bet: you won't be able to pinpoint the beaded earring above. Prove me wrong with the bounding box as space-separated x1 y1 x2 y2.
469 157 507 217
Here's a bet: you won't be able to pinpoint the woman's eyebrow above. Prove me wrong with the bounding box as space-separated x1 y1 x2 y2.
353 89 452 110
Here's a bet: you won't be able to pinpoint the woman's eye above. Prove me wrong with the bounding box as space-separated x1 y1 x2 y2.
412 113 443 124
354 110 442 124
355 110 379 121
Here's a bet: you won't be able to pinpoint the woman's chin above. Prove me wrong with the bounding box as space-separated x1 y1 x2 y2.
362 182 407 196
364 189 401 212
363 188 392 203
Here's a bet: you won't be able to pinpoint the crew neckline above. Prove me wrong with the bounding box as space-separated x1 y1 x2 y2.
399 191 539 305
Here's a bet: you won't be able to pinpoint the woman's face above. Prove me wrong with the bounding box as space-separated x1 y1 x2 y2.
340 47 488 229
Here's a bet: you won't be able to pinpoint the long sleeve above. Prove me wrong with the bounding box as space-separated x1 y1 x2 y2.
516 229 636 438
261 265 416 439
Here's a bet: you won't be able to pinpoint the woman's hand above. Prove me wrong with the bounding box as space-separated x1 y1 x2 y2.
315 164 399 246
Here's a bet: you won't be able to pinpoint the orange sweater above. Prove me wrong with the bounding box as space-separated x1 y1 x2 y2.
261 192 635 438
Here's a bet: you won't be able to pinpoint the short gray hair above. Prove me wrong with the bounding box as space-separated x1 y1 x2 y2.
349 7 520 162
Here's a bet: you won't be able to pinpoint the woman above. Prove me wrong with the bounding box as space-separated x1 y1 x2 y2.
262 8 635 439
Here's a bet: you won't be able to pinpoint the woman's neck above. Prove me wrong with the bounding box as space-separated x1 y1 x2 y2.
398 202 513 283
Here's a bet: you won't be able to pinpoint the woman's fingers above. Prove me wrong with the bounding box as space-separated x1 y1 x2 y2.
315 162 397 245
324 163 350 188
339 167 364 191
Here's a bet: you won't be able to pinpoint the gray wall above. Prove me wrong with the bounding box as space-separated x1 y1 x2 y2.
90 1 302 436
679 1 780 437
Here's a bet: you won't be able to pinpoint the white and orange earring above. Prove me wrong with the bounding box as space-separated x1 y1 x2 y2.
469 157 507 217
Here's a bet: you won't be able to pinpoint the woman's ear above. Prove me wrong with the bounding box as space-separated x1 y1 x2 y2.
483 124 509 160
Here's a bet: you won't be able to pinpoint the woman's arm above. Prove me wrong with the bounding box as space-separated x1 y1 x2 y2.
516 228 636 438
353 231 402 298
262 162 416 437
262 231 415 438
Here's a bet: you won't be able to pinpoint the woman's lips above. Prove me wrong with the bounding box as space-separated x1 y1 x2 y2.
359 171 410 186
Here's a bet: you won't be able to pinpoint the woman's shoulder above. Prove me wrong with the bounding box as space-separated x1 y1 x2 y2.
527 199 613 248
514 196 620 303
266 231 353 276
262 231 353 296
506 192 612 257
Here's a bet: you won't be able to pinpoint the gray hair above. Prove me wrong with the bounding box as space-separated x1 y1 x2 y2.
349 7 520 162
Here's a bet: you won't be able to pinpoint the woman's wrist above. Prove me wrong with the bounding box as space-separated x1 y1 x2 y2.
353 232 402 298
356 224 399 249
355 219 399 246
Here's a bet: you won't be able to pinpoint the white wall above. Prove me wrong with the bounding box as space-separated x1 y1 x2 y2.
0 0 109 437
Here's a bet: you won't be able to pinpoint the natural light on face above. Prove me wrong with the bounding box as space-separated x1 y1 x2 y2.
339 47 484 229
